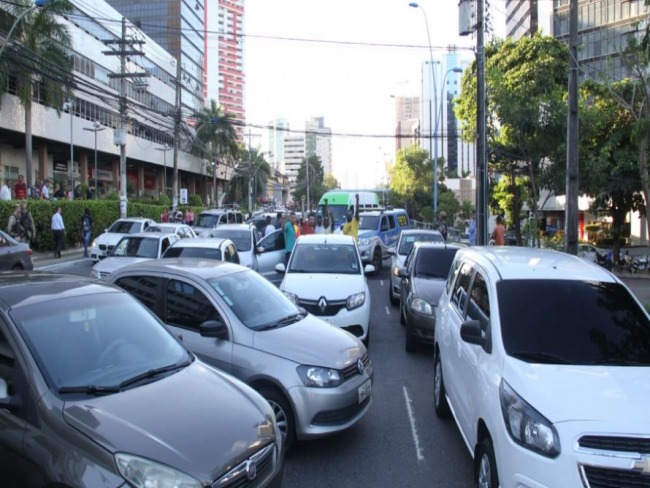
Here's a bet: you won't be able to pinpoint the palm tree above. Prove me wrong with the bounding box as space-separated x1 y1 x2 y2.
224 149 271 211
0 0 74 189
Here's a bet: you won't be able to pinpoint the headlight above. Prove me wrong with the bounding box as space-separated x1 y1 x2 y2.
282 290 299 305
358 238 370 247
90 240 97 249
499 380 560 457
410 297 433 315
115 453 202 488
393 266 400 277
297 365 342 387
347 292 365 310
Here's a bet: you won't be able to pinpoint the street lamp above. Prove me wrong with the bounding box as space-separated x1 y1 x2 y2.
0 0 53 60
83 120 105 199
63 100 74 200
409 2 440 216
155 144 171 198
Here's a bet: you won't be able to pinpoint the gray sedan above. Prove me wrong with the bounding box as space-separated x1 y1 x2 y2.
0 229 33 270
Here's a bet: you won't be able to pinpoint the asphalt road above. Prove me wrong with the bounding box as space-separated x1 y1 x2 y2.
34 256 650 487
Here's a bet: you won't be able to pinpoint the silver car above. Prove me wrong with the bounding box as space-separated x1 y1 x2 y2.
162 237 240 263
254 228 288 286
205 223 258 269
388 229 444 305
145 223 198 239
108 259 373 450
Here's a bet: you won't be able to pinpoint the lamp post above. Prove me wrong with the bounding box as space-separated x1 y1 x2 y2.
83 120 105 199
63 100 74 200
155 144 171 198
409 2 439 216
0 0 52 60
211 160 218 208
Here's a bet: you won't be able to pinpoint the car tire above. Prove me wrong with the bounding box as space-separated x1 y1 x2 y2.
389 283 399 306
372 249 382 272
405 324 417 352
475 437 499 488
433 351 450 418
258 386 296 452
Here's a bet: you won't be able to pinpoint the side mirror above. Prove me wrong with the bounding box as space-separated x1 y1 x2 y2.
275 263 286 273
387 247 396 256
199 319 229 340
255 246 265 254
364 264 376 274
397 267 408 278
460 319 484 346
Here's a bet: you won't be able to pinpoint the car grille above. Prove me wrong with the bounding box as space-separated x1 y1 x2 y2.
298 298 347 316
579 435 650 488
341 354 371 381
312 396 371 426
99 244 107 251
212 443 276 488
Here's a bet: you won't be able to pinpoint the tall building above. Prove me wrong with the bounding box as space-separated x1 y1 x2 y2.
104 0 205 115
268 118 289 170
283 136 305 195
393 96 420 154
304 117 332 175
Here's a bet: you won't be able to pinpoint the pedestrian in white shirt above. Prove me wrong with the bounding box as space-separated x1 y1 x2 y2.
51 206 65 258
264 215 275 237
0 179 11 201
41 179 51 200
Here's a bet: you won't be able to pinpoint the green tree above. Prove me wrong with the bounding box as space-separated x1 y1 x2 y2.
490 174 530 244
323 172 340 190
224 149 271 211
293 155 325 210
0 0 74 189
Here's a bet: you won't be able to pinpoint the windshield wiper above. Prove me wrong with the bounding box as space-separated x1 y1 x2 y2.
258 312 306 331
119 359 191 389
58 385 121 395
509 351 571 364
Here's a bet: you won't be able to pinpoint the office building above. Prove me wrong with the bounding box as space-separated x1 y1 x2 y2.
305 117 332 175
268 118 289 170
283 136 305 195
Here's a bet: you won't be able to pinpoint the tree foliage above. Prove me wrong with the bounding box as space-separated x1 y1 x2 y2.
224 149 271 210
292 155 325 210
191 99 239 164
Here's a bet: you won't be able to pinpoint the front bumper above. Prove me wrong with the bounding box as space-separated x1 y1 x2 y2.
406 309 436 345
298 299 370 341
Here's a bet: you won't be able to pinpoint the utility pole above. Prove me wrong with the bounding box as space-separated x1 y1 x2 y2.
475 0 488 245
173 60 182 210
103 17 148 218
247 129 253 212
565 0 579 254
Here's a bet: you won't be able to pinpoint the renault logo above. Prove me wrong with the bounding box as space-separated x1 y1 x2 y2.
632 456 650 475
318 297 328 313
245 459 257 480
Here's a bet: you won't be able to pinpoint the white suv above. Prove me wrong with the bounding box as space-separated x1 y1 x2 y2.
434 246 650 488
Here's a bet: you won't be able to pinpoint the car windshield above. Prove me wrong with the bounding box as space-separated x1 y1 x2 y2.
398 234 444 255
10 292 189 393
209 230 251 251
208 270 299 329
107 220 138 233
498 280 650 365
289 243 360 274
316 204 347 226
195 214 219 228
359 215 379 230
111 236 159 258
163 246 222 260
415 248 459 279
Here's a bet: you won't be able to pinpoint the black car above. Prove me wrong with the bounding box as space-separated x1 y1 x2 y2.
399 242 462 351
0 229 33 271
0 273 284 487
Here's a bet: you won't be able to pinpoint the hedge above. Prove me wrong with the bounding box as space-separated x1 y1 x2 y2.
0 199 204 253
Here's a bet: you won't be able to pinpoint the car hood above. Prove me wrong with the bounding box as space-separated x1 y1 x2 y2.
93 257 154 274
253 313 365 368
503 359 650 424
282 273 366 300
412 277 447 306
63 361 275 483
93 232 126 246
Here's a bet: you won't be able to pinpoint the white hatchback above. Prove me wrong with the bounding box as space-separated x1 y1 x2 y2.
90 217 156 262
278 234 374 346
434 246 650 488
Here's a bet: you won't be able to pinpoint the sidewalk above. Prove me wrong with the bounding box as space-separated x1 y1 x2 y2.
32 247 87 267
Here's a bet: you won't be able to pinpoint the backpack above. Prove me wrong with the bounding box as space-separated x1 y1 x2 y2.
82 215 91 232
19 212 32 238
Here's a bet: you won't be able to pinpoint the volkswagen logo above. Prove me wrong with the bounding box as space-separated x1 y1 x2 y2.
318 297 328 313
357 358 365 375
245 459 257 480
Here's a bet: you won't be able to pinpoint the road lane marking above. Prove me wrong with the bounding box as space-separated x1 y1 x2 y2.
403 386 424 462
380 279 384 287
385 306 390 315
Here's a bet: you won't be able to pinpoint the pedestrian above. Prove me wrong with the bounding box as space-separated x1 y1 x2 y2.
437 211 448 241
302 212 316 235
283 211 298 264
41 178 50 200
13 175 27 201
185 208 195 226
7 204 22 241
264 215 275 237
468 211 477 246
80 208 93 258
491 216 506 246
342 194 360 241
161 208 169 222
53 182 65 200
51 206 65 258
274 212 284 230
19 201 36 246
0 178 11 201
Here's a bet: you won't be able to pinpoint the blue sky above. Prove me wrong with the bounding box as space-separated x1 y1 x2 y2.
244 0 506 188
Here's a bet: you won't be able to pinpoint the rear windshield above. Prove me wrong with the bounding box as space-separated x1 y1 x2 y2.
415 248 459 279
209 230 251 251
498 280 650 365
163 247 222 261
399 234 444 255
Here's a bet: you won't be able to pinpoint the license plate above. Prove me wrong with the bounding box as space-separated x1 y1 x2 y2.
358 379 371 403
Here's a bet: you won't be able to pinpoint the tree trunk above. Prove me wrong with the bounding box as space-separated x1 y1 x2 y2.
24 100 33 189
638 133 650 243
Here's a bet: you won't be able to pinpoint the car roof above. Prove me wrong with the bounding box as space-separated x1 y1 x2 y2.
210 224 252 231
457 246 618 282
119 231 176 239
115 217 155 223
149 223 189 228
169 237 232 248
400 229 443 238
109 258 247 279
295 234 356 245
199 209 241 215
359 209 408 217
414 242 464 250
0 273 121 309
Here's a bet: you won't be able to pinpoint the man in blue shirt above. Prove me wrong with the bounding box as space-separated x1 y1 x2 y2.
283 212 297 264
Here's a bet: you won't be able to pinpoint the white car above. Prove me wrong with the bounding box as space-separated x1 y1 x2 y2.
162 237 240 264
205 223 258 269
278 234 374 346
90 217 156 262
92 232 179 279
433 246 650 488
145 222 198 239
